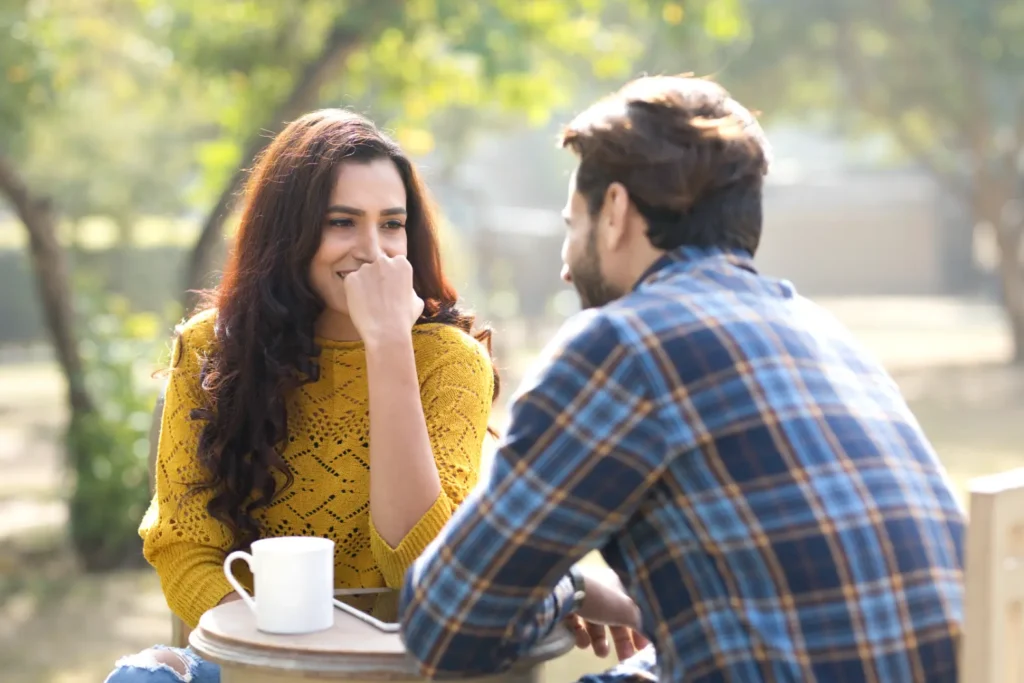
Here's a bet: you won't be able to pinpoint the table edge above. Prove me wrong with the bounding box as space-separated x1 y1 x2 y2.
189 624 575 680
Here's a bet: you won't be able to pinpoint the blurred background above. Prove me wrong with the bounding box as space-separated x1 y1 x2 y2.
1 0 1022 680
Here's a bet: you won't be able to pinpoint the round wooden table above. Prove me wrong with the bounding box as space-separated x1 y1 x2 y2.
189 598 575 682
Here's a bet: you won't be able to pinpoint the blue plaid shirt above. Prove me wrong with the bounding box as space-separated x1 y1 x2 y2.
399 246 965 682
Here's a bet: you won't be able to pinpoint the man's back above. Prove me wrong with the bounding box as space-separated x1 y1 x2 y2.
399 76 963 683
602 247 964 681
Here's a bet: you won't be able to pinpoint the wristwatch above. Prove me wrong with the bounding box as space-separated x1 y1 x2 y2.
568 565 587 608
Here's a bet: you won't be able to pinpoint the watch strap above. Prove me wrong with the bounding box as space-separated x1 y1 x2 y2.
568 565 587 608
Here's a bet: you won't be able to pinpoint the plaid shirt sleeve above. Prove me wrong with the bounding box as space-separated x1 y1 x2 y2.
577 646 659 683
399 310 671 678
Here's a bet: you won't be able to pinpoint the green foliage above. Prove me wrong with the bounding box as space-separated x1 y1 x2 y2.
152 0 651 199
2 0 745 229
693 0 1024 173
148 0 359 206
12 0 208 222
0 0 766 571
0 0 52 150
66 288 163 572
342 0 746 151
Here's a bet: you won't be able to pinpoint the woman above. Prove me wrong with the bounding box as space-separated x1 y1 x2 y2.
105 110 497 682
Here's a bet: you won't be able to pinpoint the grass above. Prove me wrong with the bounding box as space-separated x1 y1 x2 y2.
2 297 1023 682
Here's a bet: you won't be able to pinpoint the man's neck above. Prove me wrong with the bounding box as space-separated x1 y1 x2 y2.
625 248 668 291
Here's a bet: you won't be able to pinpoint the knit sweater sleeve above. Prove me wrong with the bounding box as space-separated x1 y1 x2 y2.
368 324 494 587
140 310 236 628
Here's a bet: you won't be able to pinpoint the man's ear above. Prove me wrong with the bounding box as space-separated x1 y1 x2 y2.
600 182 631 251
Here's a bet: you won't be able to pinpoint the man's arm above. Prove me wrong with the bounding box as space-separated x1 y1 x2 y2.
399 310 671 678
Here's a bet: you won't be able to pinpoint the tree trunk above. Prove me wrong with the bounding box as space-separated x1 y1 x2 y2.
995 229 1024 364
181 23 366 309
112 213 135 296
0 153 93 414
976 172 1024 365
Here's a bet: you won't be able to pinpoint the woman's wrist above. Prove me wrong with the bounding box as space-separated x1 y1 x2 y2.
362 328 415 355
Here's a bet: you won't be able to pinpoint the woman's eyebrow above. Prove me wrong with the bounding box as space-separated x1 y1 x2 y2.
325 205 407 216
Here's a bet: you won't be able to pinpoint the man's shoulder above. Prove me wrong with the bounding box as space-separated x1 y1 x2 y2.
542 277 834 370
620 279 890 382
535 302 688 379
546 307 630 355
600 286 709 342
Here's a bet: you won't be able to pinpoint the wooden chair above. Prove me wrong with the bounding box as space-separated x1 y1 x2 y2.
147 388 192 648
960 468 1024 683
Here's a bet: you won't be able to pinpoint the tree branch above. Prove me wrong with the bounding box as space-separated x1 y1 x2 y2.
1011 88 1024 186
181 22 367 308
0 152 93 414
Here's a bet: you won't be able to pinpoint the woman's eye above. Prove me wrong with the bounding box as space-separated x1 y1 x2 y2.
327 218 354 228
383 220 406 230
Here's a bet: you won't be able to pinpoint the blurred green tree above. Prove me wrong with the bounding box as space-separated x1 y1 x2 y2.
17 0 210 294
0 0 91 416
647 0 1024 363
824 0 1024 364
164 0 656 304
1 0 176 571
0 0 743 570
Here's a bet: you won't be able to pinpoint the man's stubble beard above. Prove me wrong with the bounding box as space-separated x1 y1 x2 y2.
570 223 623 310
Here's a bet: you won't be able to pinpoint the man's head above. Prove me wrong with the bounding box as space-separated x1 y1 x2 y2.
559 75 770 309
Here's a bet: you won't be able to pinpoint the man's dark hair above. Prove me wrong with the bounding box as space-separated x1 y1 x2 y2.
559 75 770 255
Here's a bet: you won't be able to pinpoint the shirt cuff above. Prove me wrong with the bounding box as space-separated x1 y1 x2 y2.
552 573 580 619
370 491 454 587
576 645 659 683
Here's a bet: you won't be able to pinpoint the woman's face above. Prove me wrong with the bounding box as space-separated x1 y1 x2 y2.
309 158 409 318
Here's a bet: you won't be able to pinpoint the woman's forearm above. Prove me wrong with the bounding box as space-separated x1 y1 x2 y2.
364 335 443 547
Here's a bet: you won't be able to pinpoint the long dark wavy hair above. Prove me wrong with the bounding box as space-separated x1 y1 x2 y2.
184 109 499 551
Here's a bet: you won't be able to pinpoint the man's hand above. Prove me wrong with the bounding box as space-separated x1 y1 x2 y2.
564 565 649 660
574 565 642 627
564 614 649 660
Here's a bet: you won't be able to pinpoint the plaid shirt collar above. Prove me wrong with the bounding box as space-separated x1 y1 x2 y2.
635 245 757 290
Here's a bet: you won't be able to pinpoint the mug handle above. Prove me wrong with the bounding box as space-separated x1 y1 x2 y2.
223 550 258 615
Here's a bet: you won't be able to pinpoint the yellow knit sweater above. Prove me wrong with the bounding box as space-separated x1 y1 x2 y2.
141 309 494 628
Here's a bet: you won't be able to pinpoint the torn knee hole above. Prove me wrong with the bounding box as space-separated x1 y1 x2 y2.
153 650 188 676
115 648 190 680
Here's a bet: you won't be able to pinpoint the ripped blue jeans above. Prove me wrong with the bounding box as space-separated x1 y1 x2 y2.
104 645 220 683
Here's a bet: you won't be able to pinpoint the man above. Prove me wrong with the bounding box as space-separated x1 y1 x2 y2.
398 75 964 682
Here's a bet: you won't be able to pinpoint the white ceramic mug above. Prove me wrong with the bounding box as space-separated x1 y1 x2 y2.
223 536 335 634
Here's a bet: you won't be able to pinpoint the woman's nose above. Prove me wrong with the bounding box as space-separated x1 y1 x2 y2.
353 233 381 264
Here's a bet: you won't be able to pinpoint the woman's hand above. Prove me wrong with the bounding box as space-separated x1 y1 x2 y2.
343 255 424 346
